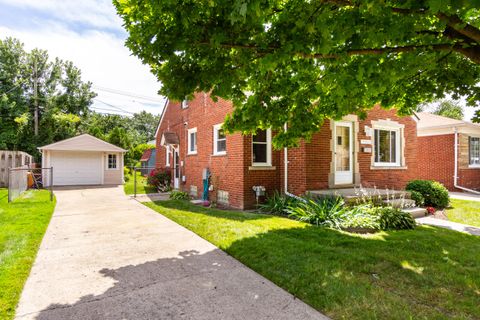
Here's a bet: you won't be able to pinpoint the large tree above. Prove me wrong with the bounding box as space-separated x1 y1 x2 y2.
0 37 96 157
115 0 480 146
432 99 464 120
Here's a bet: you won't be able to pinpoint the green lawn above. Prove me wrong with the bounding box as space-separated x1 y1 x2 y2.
124 171 157 195
445 199 480 227
145 200 480 320
0 189 56 320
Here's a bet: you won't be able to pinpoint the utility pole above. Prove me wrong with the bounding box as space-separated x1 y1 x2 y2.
33 59 39 136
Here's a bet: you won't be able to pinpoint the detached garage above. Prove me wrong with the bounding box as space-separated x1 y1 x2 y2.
39 134 126 186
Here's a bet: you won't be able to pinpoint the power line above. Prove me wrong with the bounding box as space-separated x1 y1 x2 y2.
92 85 164 103
93 99 134 114
90 106 132 114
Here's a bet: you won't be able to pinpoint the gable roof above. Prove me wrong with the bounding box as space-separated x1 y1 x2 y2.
38 134 127 152
140 148 153 162
155 99 170 138
417 112 480 136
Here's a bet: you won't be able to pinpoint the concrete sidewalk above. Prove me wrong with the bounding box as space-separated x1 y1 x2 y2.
449 191 480 202
417 217 480 236
15 186 327 320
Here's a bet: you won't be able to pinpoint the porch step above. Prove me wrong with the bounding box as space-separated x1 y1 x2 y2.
382 198 416 209
403 207 427 219
308 188 411 205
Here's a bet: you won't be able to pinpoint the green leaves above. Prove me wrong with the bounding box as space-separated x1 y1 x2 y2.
115 1 480 147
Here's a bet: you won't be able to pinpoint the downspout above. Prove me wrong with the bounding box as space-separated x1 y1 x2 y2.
454 128 480 194
283 123 301 199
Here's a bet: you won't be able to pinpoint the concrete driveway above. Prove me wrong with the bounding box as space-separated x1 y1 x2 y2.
15 186 327 320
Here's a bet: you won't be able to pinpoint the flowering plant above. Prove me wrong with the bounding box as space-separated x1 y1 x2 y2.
426 206 436 215
147 169 171 192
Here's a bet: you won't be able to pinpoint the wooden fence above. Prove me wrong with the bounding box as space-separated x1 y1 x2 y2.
0 150 33 187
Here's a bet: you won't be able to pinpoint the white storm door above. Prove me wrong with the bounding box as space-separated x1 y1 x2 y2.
334 121 353 185
173 149 180 189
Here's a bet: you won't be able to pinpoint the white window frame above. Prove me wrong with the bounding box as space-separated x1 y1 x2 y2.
213 123 227 155
181 99 189 109
469 136 480 168
188 127 198 155
165 145 171 167
107 153 118 170
252 129 272 166
372 121 403 167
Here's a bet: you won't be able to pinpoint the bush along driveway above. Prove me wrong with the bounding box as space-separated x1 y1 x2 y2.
0 189 55 320
145 200 480 320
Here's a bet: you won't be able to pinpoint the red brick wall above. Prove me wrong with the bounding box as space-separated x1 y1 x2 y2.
357 106 418 190
417 134 455 189
156 93 246 208
417 134 480 191
305 124 332 190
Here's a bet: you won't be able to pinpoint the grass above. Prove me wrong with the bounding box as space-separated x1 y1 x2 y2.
123 171 157 195
145 200 480 320
445 199 480 227
0 189 56 319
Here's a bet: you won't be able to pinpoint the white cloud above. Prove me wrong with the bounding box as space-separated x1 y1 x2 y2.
0 0 124 31
0 1 166 116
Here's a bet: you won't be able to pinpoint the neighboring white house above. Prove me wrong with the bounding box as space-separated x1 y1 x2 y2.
38 134 126 186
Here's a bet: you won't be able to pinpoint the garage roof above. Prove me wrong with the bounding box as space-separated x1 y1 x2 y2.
38 134 127 152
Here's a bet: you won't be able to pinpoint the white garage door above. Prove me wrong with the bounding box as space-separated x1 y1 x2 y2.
50 151 103 186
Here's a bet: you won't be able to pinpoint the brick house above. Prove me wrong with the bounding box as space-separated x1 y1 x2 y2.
416 112 480 192
155 92 423 209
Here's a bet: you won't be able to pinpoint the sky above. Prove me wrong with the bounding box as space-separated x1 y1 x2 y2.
0 0 167 116
0 1 476 121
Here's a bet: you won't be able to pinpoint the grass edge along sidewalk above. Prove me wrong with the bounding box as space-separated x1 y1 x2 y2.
145 200 480 320
0 189 56 320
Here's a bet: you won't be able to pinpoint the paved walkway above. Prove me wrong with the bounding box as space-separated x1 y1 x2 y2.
449 191 480 202
16 186 327 320
417 217 480 236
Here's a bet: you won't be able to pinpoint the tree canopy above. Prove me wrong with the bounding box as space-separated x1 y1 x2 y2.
115 0 480 146
432 99 464 120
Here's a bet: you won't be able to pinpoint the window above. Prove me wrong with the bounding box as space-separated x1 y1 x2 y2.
188 128 197 155
470 136 480 166
373 128 401 166
252 129 272 166
213 123 227 155
181 98 189 109
165 145 171 166
108 154 117 169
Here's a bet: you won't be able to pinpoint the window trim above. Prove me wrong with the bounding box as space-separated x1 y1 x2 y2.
469 136 480 168
107 153 118 170
252 129 272 166
372 125 402 167
181 99 189 109
187 127 198 155
165 145 171 167
213 123 227 155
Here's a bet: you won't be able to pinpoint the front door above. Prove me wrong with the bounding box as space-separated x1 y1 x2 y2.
334 121 353 185
173 149 180 189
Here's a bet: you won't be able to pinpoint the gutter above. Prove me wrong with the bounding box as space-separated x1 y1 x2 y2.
454 128 480 195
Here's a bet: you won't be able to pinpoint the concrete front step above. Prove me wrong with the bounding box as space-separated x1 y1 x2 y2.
382 198 416 209
402 207 427 219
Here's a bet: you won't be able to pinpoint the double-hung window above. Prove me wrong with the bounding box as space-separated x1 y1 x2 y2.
470 136 480 166
252 129 272 166
213 123 227 155
373 127 401 167
108 154 117 169
188 128 197 155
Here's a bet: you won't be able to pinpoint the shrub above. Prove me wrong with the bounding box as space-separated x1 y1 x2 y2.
406 180 449 208
287 197 346 228
338 205 380 230
259 191 298 215
170 190 190 200
147 169 171 192
371 207 416 230
409 190 425 207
